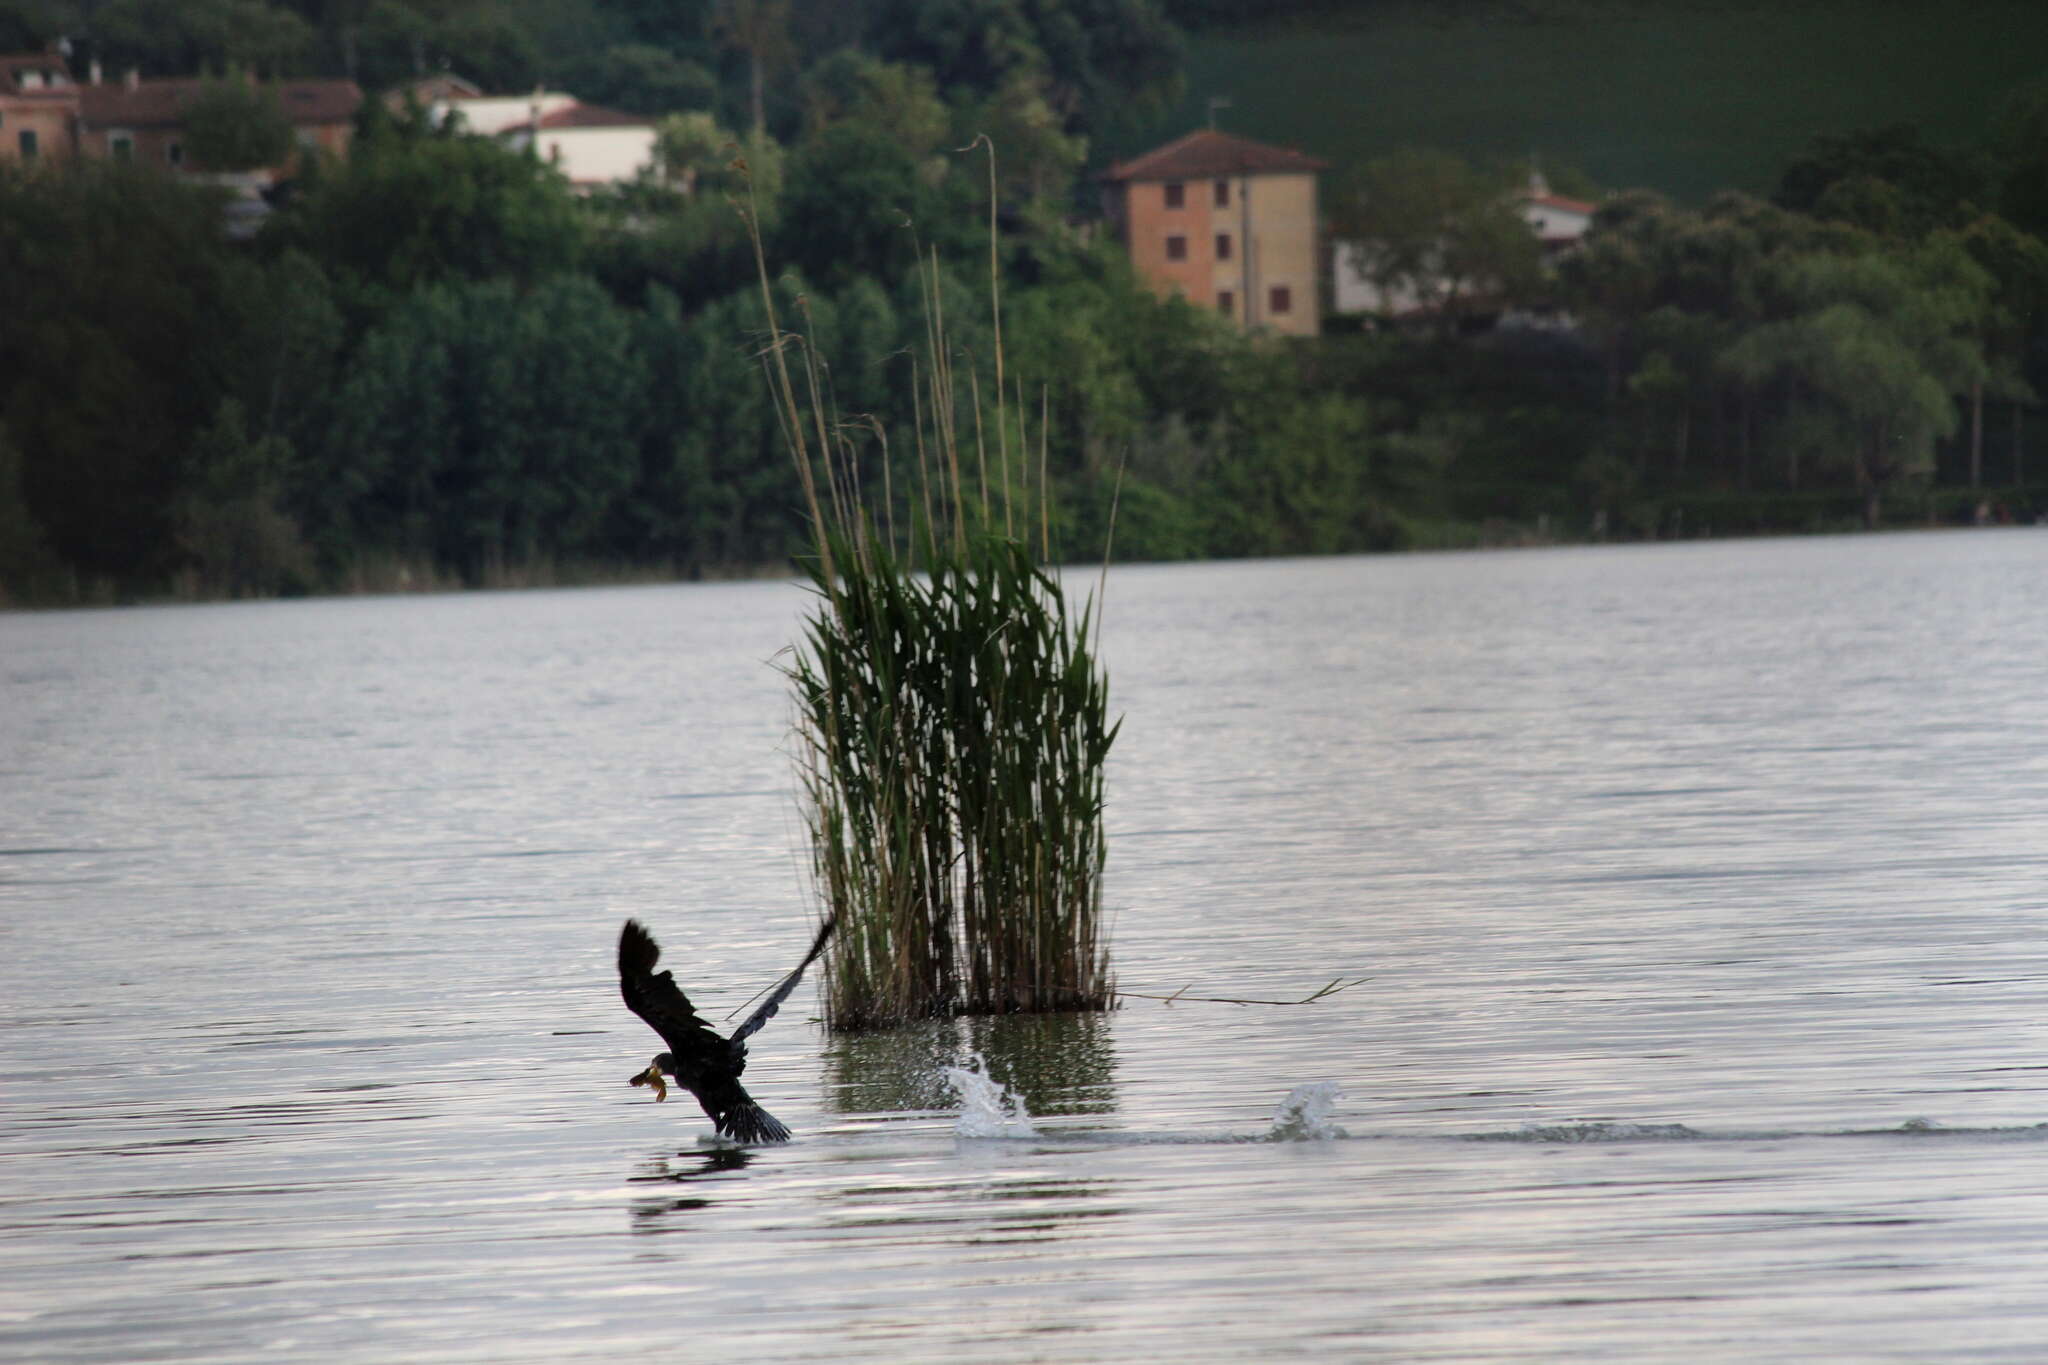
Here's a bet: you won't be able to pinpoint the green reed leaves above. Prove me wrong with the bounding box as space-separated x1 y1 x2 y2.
786 522 1119 1029
746 158 1118 1030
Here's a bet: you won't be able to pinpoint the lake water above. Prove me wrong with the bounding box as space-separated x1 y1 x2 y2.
6 530 2048 1362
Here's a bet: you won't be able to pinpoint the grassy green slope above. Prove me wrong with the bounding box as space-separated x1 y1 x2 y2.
1113 1 2048 200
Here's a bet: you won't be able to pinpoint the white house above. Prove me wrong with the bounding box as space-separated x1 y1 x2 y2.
429 89 657 191
1520 169 1595 254
1331 166 1599 320
500 103 657 191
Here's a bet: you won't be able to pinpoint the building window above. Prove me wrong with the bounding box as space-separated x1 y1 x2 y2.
1217 290 1235 316
111 134 134 161
167 140 183 167
1268 284 1292 315
1163 180 1184 209
1165 233 1188 262
1214 179 1230 208
18 128 39 159
1215 232 1232 261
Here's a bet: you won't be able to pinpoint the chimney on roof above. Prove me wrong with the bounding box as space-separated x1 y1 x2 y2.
123 67 139 91
89 57 101 85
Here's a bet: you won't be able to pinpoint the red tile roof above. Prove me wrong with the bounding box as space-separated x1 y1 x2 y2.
2 52 73 87
1101 128 1327 182
1526 191 1596 215
78 77 361 130
521 102 649 131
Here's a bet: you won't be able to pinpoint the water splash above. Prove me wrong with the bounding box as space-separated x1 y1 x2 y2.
1266 1082 1348 1141
944 1053 1038 1139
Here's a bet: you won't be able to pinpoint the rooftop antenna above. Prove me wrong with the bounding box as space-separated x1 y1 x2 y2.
1208 95 1232 130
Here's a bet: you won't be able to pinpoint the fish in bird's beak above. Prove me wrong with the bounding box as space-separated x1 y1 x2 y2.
629 1065 668 1102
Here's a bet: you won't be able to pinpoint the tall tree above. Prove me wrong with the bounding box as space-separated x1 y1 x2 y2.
1329 148 1542 334
711 0 792 136
1723 241 1992 525
181 77 296 172
1950 212 2048 485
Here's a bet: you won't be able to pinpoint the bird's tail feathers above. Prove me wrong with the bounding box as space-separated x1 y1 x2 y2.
719 1099 791 1144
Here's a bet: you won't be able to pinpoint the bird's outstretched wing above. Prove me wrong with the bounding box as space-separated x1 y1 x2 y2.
730 913 838 1045
618 919 726 1059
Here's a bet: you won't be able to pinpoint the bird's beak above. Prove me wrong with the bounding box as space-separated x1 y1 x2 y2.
629 1065 668 1102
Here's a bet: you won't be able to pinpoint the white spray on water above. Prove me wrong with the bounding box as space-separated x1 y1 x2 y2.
1266 1081 1348 1140
944 1053 1039 1138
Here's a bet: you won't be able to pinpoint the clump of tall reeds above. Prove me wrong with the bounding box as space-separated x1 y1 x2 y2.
741 151 1118 1031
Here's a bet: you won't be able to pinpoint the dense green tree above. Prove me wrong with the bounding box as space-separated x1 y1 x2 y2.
562 42 718 116
269 120 583 296
1330 148 1542 333
93 0 314 76
590 0 711 50
865 0 1180 142
1775 124 1991 240
774 119 934 283
1947 212 2048 485
0 0 59 51
319 274 643 574
173 396 312 596
799 51 950 161
1024 0 1184 136
344 0 431 86
1208 391 1377 556
0 162 262 586
182 77 296 171
1723 240 1991 525
0 422 62 602
953 69 1087 209
423 5 539 90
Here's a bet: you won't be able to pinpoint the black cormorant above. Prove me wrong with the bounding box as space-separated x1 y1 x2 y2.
617 915 835 1144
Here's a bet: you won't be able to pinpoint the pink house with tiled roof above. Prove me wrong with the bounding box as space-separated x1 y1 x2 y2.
78 74 360 170
1100 128 1329 336
0 50 79 163
0 49 359 173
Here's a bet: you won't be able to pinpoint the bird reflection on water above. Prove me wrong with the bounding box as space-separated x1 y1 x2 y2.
627 1146 755 1227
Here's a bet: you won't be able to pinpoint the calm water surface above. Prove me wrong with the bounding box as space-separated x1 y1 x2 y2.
6 531 2048 1361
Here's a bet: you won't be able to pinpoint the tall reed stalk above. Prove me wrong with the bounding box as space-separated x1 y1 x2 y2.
741 155 1119 1031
